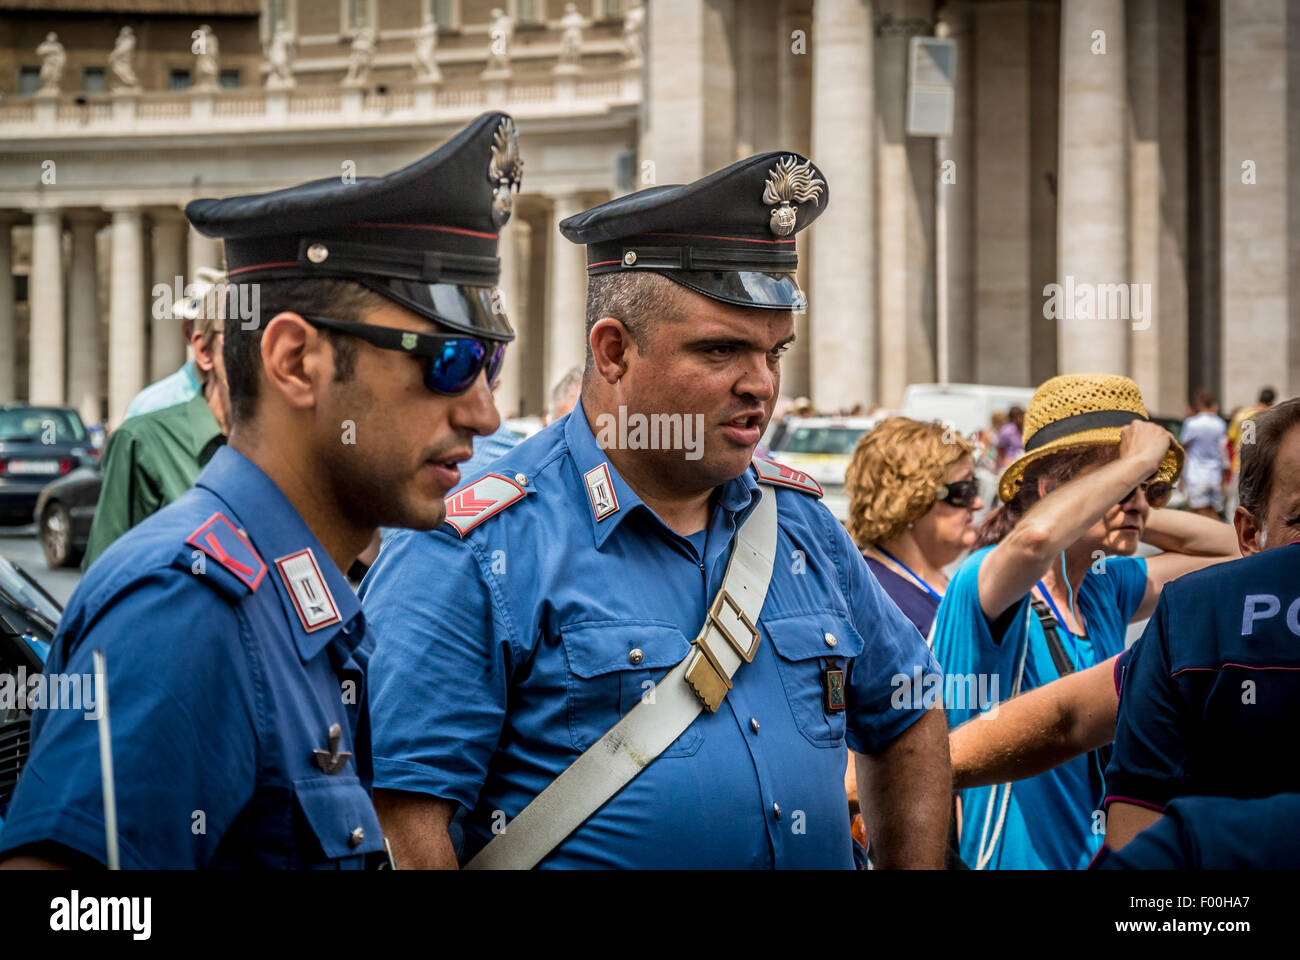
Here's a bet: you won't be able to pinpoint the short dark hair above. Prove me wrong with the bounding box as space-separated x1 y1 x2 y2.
582 271 689 373
1259 387 1277 405
1238 397 1300 519
224 278 390 424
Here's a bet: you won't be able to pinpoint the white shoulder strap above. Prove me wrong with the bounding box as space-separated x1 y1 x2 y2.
464 486 780 870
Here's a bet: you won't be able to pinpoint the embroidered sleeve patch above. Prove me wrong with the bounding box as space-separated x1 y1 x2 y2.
752 456 824 497
185 512 268 591
442 473 527 537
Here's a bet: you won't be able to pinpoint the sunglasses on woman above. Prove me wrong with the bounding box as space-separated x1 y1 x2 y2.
300 315 506 396
935 478 981 509
1120 478 1173 509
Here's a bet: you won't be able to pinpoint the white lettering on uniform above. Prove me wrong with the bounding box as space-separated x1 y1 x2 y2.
1242 594 1280 635
1288 597 1300 637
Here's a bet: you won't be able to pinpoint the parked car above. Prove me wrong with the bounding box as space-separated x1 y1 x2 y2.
0 405 99 527
900 382 1037 438
764 416 883 522
0 551 58 825
35 465 103 568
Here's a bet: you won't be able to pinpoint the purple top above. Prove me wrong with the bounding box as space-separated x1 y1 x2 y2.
863 555 940 637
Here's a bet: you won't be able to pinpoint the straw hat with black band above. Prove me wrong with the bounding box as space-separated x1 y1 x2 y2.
997 374 1184 505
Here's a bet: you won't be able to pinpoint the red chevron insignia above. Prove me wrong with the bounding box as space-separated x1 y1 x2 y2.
441 473 527 537
446 489 499 517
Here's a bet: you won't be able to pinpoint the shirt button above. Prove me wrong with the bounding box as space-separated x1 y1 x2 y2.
514 472 528 487
824 632 837 648
348 827 365 849
628 648 644 665
772 802 782 819
750 717 760 734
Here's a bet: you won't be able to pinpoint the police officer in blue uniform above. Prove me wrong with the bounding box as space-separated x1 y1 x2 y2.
362 151 952 869
0 112 517 869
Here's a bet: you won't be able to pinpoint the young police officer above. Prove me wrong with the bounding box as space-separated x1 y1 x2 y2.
362 152 952 869
0 112 516 869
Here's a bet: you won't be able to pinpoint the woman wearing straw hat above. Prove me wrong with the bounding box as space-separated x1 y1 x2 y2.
930 374 1238 870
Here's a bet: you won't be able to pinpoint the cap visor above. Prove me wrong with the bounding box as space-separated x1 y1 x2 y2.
359 279 515 342
665 271 805 310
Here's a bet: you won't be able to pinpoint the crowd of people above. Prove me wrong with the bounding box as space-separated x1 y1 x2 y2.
0 110 1293 872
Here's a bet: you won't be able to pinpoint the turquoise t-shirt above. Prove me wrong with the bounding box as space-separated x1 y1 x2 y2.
931 545 1147 869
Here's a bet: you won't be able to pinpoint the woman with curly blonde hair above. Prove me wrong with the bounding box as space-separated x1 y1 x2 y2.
845 417 984 637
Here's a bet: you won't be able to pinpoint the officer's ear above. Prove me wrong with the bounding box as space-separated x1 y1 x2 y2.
1233 505 1263 557
260 311 328 412
588 316 634 385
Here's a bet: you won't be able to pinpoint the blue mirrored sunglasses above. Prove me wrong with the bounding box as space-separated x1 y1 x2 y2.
300 314 506 396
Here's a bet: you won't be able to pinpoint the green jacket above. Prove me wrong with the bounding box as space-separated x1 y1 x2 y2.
83 392 225 569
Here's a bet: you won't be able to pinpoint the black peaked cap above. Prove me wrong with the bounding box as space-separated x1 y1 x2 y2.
558 151 829 310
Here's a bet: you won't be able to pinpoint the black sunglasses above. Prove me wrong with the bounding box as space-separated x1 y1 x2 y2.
1121 479 1173 509
935 478 981 509
300 315 506 396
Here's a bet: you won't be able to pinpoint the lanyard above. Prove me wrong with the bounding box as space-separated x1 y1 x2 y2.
873 546 943 602
1034 580 1086 670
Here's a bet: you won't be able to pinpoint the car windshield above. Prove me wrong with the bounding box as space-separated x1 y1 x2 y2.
0 555 62 629
776 426 869 455
0 408 86 444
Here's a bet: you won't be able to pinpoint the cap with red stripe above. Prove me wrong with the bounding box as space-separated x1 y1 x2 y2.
184 111 522 343
558 151 829 310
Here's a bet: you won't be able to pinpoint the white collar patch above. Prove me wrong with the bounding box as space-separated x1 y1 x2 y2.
275 547 341 632
584 463 619 521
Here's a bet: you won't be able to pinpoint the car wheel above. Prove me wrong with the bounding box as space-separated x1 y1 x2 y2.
41 502 82 568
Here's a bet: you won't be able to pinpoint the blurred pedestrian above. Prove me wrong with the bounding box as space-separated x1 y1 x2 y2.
82 281 230 568
994 405 1024 474
1179 388 1229 519
123 267 224 419
1226 385 1275 478
930 374 1238 869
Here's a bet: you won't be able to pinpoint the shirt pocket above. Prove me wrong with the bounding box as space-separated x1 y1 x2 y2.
559 619 703 758
764 612 865 747
291 775 383 868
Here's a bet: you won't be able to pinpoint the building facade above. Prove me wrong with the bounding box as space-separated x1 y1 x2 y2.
1 0 1296 428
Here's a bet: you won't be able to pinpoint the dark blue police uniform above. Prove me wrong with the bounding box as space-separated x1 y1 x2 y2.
1105 542 1300 814
0 447 381 868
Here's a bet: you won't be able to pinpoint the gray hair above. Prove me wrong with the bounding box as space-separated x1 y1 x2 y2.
548 365 584 417
582 271 689 372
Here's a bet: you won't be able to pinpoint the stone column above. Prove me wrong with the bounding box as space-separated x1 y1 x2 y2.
187 222 223 276
936 1 975 384
735 0 781 157
778 0 814 399
151 212 189 380
0 217 15 403
641 0 736 184
107 207 147 429
810 0 875 412
974 0 1032 386
1128 0 1187 413
66 213 103 426
509 216 539 416
27 209 65 406
494 217 523 420
875 0 937 408
1056 0 1129 375
1221 0 1293 410
546 192 589 400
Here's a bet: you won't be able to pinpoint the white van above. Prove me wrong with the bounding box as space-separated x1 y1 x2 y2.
900 383 1035 437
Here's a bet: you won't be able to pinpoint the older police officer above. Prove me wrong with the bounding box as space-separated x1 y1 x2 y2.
362 152 951 869
0 112 514 868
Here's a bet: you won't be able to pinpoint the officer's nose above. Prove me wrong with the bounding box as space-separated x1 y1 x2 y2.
735 350 777 404
449 369 501 438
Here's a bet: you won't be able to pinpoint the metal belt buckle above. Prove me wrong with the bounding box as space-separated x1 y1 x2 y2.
685 590 762 713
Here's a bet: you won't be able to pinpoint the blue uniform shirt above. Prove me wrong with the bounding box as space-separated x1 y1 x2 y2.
0 446 382 869
360 402 940 868
1105 544 1300 813
931 545 1148 869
